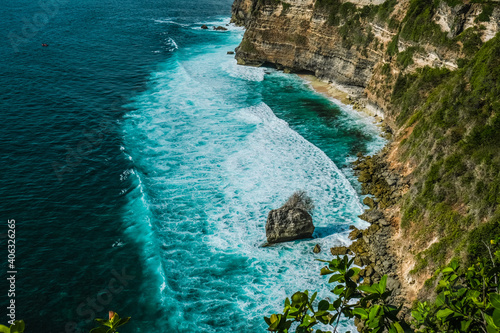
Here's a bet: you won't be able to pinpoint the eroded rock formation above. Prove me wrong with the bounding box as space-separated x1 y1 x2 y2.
266 206 314 243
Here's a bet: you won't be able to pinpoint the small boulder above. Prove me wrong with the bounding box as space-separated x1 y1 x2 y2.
365 265 374 277
379 219 391 226
386 177 397 186
349 238 368 255
359 209 384 224
348 226 362 240
354 256 363 266
363 196 376 209
313 244 321 253
330 246 351 256
359 255 371 266
387 277 401 291
358 170 372 183
227 51 235 55
213 26 228 31
201 24 208 30
355 318 365 333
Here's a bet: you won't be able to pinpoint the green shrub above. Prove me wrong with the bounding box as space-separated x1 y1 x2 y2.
392 34 500 271
381 63 391 76
459 28 483 57
387 34 399 56
443 0 463 6
376 0 398 21
265 252 500 332
90 311 130 333
0 321 25 333
396 47 419 69
476 4 494 22
264 256 406 333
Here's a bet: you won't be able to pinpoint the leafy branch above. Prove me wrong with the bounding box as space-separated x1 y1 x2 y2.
264 255 404 333
90 311 130 333
265 236 500 333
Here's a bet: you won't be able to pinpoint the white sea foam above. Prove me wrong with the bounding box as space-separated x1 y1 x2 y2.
221 60 265 82
153 18 191 27
164 37 179 52
122 22 380 332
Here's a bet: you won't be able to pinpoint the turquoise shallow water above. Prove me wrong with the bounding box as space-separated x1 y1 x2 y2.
0 0 384 331
122 19 385 332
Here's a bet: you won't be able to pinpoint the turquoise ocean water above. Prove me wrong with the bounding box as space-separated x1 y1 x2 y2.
0 0 385 331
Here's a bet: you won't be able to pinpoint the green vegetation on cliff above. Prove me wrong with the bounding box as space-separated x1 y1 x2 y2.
315 0 398 25
314 0 398 50
399 0 454 46
394 32 500 271
386 0 487 62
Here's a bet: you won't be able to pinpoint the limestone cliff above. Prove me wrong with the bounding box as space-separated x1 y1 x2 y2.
233 0 379 91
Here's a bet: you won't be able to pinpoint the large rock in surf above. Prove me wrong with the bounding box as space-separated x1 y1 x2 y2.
265 191 315 244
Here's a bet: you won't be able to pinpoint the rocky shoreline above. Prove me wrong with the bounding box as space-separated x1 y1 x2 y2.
329 148 413 327
299 73 413 314
295 65 414 321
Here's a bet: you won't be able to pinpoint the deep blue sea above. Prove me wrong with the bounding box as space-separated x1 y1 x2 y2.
0 0 385 332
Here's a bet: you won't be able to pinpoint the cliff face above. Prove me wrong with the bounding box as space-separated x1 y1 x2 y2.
232 0 500 307
232 0 379 89
232 0 500 120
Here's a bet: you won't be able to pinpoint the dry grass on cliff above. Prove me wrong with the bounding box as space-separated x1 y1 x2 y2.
283 191 315 214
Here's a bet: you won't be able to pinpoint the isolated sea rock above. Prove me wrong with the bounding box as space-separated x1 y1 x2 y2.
265 207 314 244
201 24 208 30
213 26 228 31
313 244 321 253
227 51 235 55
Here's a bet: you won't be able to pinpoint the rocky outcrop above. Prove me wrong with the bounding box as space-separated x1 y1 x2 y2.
329 150 409 307
434 1 500 41
330 246 352 256
353 153 409 210
266 206 315 243
231 0 256 26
